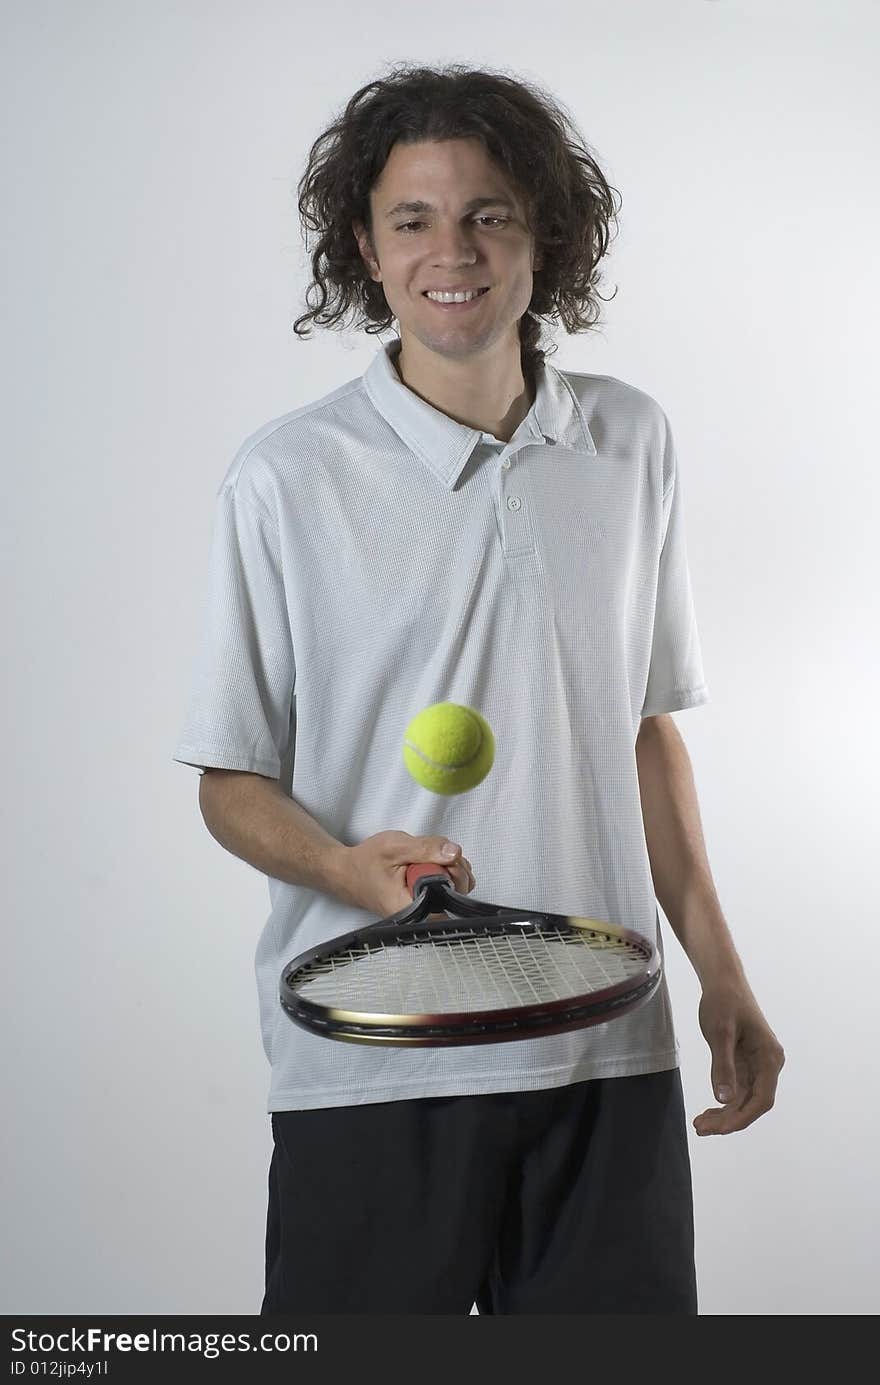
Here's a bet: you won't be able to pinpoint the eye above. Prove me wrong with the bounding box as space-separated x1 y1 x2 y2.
395 216 508 233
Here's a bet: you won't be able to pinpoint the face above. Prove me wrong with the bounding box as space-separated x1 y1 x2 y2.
352 137 542 367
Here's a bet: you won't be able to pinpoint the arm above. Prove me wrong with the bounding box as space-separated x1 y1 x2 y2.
197 769 473 915
635 714 742 987
199 769 355 901
635 715 785 1135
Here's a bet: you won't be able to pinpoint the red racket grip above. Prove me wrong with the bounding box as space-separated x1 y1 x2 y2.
405 861 454 897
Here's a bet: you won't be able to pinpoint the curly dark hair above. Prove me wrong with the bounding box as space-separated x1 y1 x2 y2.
291 61 621 377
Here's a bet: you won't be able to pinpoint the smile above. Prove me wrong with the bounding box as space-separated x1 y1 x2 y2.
422 287 491 310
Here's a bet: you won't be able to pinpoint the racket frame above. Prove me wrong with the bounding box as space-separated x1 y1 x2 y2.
280 871 662 1046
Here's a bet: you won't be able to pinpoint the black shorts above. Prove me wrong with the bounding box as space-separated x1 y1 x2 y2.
261 1067 697 1315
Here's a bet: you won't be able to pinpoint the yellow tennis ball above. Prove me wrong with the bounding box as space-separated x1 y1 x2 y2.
402 702 495 795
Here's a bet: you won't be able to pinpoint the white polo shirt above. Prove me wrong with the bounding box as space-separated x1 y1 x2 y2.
173 336 709 1111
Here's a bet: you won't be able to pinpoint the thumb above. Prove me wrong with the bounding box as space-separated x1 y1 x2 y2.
710 1052 736 1104
414 837 460 864
435 838 460 861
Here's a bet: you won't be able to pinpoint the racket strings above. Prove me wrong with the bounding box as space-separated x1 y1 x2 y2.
292 925 647 1016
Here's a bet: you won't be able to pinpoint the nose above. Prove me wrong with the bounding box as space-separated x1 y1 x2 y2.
428 222 482 264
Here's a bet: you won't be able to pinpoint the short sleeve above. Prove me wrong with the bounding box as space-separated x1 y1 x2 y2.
172 485 296 776
641 414 710 717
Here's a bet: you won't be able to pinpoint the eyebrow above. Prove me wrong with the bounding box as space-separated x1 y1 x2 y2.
383 196 515 220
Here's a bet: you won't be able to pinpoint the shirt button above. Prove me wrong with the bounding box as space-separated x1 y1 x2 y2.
502 458 511 469
507 496 522 511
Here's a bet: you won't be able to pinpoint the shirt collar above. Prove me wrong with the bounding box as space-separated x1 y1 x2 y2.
363 336 597 489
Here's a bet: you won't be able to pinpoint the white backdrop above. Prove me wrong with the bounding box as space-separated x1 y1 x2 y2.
3 0 877 1316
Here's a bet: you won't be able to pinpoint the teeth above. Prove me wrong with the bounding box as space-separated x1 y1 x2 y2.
426 288 486 303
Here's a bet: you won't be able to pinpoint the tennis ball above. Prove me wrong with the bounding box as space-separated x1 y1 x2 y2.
403 702 495 795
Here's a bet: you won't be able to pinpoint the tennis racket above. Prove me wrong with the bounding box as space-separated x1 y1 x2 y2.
280 862 661 1046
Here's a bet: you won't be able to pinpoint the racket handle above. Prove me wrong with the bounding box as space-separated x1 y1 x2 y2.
405 861 454 896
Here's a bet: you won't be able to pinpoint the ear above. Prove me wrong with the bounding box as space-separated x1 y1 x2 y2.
352 219 381 281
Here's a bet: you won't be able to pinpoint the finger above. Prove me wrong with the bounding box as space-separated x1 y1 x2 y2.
693 1070 777 1136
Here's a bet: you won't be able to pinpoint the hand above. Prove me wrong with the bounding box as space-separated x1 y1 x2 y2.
338 831 475 920
693 976 786 1136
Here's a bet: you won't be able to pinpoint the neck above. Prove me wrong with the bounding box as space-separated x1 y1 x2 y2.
393 337 535 444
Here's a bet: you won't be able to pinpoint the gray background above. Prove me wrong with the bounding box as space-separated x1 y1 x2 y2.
3 0 877 1314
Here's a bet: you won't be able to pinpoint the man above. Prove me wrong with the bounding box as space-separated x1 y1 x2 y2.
173 104 784 1315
